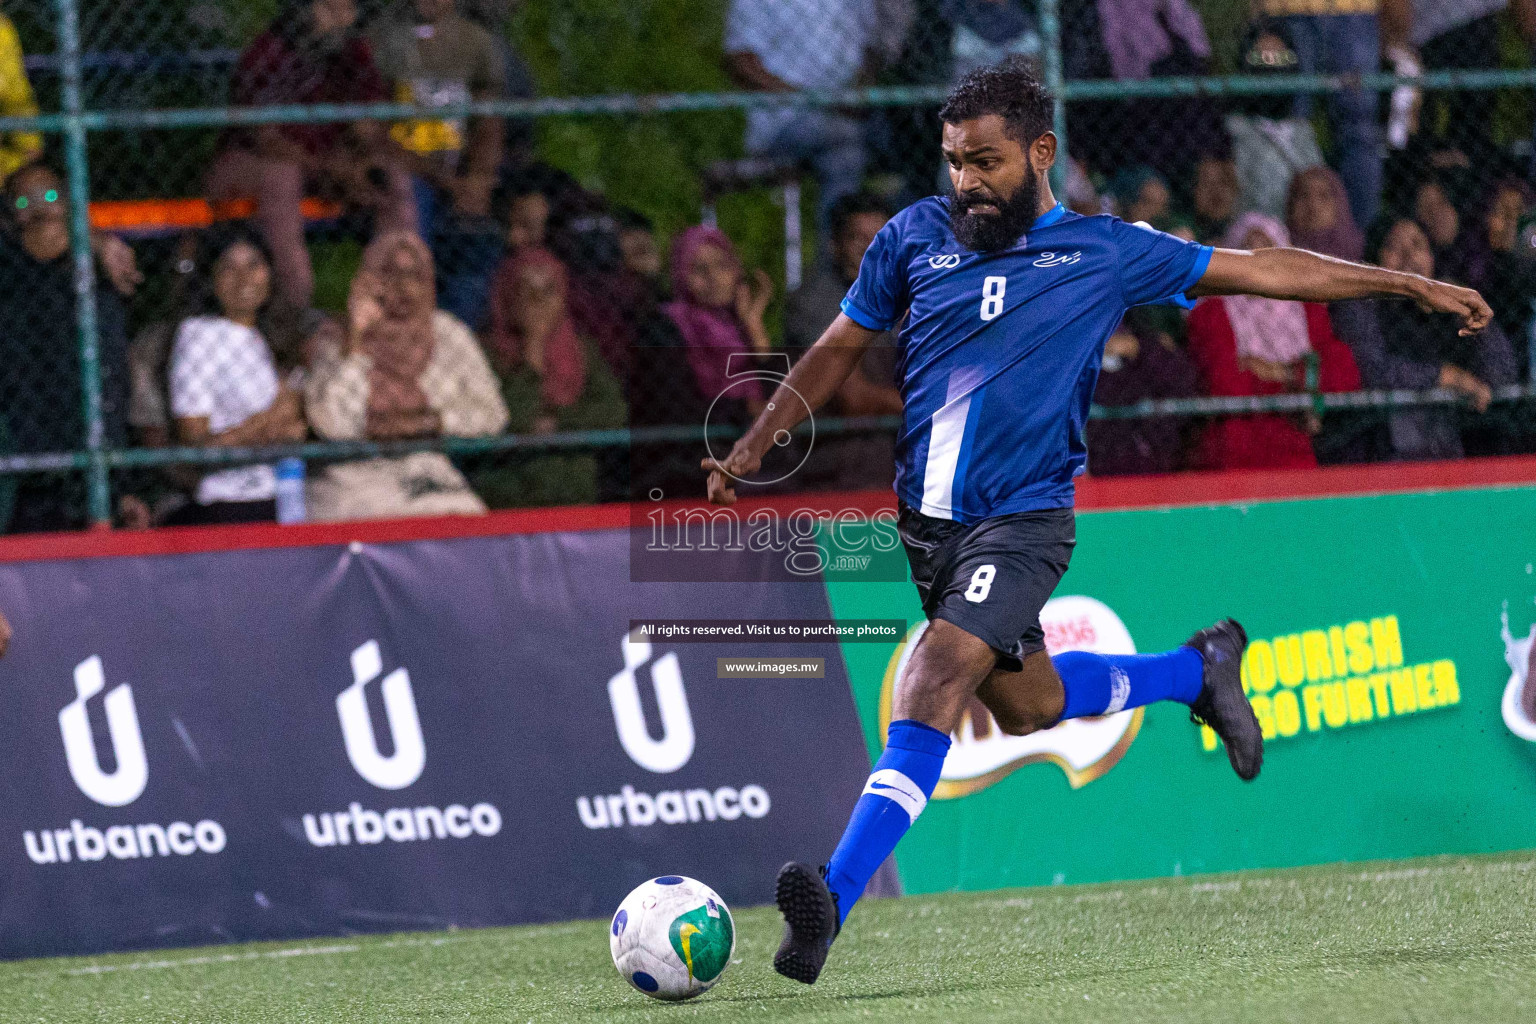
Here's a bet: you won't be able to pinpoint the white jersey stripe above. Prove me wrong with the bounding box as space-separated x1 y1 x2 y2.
919 367 983 519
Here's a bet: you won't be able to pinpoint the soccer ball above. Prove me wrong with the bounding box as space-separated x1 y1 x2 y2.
609 875 735 1000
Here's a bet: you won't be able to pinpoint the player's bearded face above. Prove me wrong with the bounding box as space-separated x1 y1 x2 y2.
949 174 1039 253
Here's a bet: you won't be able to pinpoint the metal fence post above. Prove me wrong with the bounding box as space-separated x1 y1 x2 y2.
54 0 110 526
1038 0 1068 194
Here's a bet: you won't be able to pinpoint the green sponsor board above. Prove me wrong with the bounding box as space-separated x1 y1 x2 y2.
825 485 1536 895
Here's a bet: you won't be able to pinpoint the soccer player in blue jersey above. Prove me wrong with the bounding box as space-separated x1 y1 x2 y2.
700 58 1492 985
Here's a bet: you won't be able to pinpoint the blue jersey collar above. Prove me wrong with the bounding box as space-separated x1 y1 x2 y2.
1032 203 1067 229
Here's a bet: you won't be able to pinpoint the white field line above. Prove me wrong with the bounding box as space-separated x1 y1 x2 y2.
981 857 1536 909
51 935 460 978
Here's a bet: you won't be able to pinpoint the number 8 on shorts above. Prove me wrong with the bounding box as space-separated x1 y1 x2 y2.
964 564 995 603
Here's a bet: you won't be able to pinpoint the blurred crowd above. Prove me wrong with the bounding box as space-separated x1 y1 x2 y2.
0 0 1534 532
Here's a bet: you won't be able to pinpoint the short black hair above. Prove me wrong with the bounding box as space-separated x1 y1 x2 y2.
829 192 893 241
937 56 1053 148
613 206 654 233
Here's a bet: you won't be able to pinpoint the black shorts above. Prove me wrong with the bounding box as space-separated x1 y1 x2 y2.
897 500 1076 672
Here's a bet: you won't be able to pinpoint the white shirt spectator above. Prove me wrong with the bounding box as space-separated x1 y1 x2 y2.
169 315 280 505
726 0 876 148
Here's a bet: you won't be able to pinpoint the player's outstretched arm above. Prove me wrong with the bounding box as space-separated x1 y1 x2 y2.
1190 247 1493 337
701 314 882 505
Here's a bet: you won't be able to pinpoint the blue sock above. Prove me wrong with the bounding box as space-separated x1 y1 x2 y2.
1053 647 1205 720
824 719 950 926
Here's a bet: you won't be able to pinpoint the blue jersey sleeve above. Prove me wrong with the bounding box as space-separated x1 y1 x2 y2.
840 216 909 331
1111 218 1213 310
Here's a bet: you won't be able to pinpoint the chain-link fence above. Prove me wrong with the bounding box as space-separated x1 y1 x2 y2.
0 0 1534 531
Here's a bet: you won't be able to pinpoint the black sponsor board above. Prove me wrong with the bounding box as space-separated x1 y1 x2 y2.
0 529 877 958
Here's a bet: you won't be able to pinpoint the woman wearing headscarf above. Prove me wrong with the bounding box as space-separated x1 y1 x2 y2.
661 226 775 425
1342 216 1518 462
1286 165 1364 262
1288 165 1381 456
305 231 508 521
472 246 625 507
1186 213 1361 470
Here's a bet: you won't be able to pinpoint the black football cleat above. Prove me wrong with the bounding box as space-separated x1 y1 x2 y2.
773 862 840 984
1185 619 1263 781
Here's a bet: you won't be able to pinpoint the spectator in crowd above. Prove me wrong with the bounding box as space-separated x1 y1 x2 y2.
723 0 878 228
506 184 550 252
1405 0 1535 159
0 10 42 182
370 0 507 330
1257 0 1403 227
1066 0 1225 184
0 606 9 658
1064 155 1109 217
1342 215 1518 459
1186 213 1361 470
785 192 902 490
475 247 626 507
1287 165 1366 261
553 194 646 383
460 0 539 171
0 164 129 533
615 207 664 289
662 226 775 424
1225 20 1324 221
1108 166 1173 227
941 1 1041 83
164 227 309 526
1471 176 1536 355
1087 308 1199 476
1189 154 1240 244
1288 164 1388 460
305 231 508 520
208 0 417 312
1411 169 1483 285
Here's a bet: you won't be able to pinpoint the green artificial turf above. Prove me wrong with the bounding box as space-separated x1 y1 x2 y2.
3 851 1534 1023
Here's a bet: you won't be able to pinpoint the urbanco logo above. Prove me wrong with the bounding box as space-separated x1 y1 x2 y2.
608 631 694 773
879 595 1144 798
337 641 426 790
59 656 148 807
579 632 772 830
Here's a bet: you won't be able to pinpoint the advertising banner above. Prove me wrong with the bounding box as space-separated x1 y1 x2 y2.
0 531 875 958
827 484 1536 895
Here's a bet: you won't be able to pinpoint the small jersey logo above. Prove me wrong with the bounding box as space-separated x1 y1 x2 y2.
1033 251 1082 268
928 253 962 269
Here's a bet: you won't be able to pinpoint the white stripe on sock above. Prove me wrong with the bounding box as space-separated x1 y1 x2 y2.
862 768 928 823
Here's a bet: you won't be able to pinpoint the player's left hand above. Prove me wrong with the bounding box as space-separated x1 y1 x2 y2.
1415 278 1493 336
700 445 761 506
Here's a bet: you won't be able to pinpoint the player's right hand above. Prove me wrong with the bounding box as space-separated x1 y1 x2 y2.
701 447 761 506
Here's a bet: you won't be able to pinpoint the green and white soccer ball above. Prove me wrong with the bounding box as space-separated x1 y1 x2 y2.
610 875 736 1001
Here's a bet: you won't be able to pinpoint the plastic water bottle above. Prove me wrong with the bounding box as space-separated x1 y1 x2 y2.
275 458 307 525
